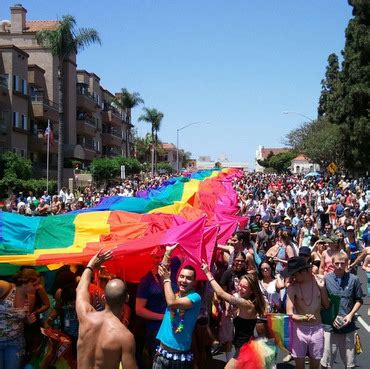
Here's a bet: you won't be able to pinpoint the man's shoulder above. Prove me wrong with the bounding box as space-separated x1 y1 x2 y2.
186 290 201 304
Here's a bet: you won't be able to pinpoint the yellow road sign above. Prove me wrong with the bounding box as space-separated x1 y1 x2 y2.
327 162 338 174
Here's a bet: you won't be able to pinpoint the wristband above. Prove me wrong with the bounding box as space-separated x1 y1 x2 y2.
86 266 94 273
208 278 215 282
163 279 171 283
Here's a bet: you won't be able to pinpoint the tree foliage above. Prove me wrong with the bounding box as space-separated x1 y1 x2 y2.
156 162 175 174
318 53 340 118
257 151 298 173
114 88 144 111
285 119 343 169
316 1 370 173
138 107 164 176
90 157 142 185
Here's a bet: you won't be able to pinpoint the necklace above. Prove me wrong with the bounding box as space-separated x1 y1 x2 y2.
298 278 314 306
170 292 186 333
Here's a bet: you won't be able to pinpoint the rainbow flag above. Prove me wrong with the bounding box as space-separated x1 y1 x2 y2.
0 168 243 281
266 313 293 352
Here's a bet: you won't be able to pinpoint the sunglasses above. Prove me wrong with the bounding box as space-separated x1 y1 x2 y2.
334 262 346 266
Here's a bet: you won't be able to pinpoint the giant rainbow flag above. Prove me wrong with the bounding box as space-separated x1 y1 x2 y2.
0 168 246 281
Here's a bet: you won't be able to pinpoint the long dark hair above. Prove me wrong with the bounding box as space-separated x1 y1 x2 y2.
240 273 266 316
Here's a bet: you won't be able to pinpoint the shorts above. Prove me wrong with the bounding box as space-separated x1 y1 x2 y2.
291 322 324 360
320 331 356 368
219 311 234 343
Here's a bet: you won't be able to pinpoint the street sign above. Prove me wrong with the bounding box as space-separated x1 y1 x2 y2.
120 165 126 179
327 162 338 174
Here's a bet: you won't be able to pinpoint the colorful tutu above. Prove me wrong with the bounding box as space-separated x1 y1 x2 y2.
236 338 277 369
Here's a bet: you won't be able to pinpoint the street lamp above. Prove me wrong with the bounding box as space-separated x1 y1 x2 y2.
282 111 314 122
176 122 210 172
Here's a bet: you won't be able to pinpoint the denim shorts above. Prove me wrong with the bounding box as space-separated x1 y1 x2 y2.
0 335 25 369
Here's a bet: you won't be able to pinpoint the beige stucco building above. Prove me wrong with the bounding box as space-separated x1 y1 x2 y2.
0 5 133 183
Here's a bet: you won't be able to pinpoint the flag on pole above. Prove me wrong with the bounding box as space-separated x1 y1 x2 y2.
44 123 54 145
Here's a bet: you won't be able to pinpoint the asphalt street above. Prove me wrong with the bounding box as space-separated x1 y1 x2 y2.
208 268 370 368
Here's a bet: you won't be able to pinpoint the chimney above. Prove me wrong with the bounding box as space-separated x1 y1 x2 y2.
10 4 27 33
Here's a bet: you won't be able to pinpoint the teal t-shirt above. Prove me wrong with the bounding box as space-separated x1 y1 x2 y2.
157 290 201 351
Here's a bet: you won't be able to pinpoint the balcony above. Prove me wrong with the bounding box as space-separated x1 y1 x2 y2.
28 65 45 87
76 89 98 112
28 129 58 154
101 108 122 128
102 146 121 157
30 94 59 122
76 116 97 137
101 133 122 148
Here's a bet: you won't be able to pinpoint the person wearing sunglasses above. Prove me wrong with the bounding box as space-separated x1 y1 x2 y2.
321 253 363 369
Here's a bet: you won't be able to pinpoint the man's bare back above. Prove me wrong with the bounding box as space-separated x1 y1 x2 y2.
76 250 137 369
77 310 136 369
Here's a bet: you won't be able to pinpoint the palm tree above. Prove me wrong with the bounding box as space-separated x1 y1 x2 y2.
113 88 144 157
138 107 164 177
36 15 101 191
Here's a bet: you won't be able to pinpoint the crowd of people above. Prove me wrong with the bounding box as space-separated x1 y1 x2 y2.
0 171 369 369
2 175 173 215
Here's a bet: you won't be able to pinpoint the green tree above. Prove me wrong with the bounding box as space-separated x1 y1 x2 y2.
318 53 340 118
90 158 118 186
285 119 343 170
113 157 142 175
0 152 33 194
133 132 152 163
258 151 297 173
320 1 370 173
138 107 164 177
113 88 144 157
157 162 175 174
36 16 101 191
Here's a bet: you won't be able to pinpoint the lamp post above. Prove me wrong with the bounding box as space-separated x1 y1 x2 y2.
176 122 210 172
282 111 314 122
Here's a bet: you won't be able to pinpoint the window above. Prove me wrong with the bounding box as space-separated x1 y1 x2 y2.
20 149 25 158
21 115 28 130
22 79 27 95
12 147 17 154
13 75 20 92
13 112 20 128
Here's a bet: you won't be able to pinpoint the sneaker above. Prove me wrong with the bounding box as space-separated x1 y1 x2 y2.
282 354 293 362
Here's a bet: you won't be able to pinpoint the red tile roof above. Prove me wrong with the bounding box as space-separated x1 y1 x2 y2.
260 147 289 159
25 21 59 32
292 154 308 161
160 143 176 150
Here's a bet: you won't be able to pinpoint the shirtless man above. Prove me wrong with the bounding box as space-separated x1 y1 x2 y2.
284 256 330 369
76 250 137 369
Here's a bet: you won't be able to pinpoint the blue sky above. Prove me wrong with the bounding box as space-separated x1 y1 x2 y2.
2 1 353 168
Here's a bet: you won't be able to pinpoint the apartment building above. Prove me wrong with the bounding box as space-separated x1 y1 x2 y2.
0 4 133 183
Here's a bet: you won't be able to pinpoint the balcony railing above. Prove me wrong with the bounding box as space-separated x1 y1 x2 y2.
77 88 98 104
76 113 96 128
31 94 58 110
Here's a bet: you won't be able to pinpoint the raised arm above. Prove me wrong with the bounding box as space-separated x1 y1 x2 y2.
76 249 112 316
157 264 194 310
160 243 178 267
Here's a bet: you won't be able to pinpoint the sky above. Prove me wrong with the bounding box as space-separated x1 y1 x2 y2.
2 1 353 169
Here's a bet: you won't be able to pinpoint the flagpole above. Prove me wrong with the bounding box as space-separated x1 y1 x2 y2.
46 119 50 194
